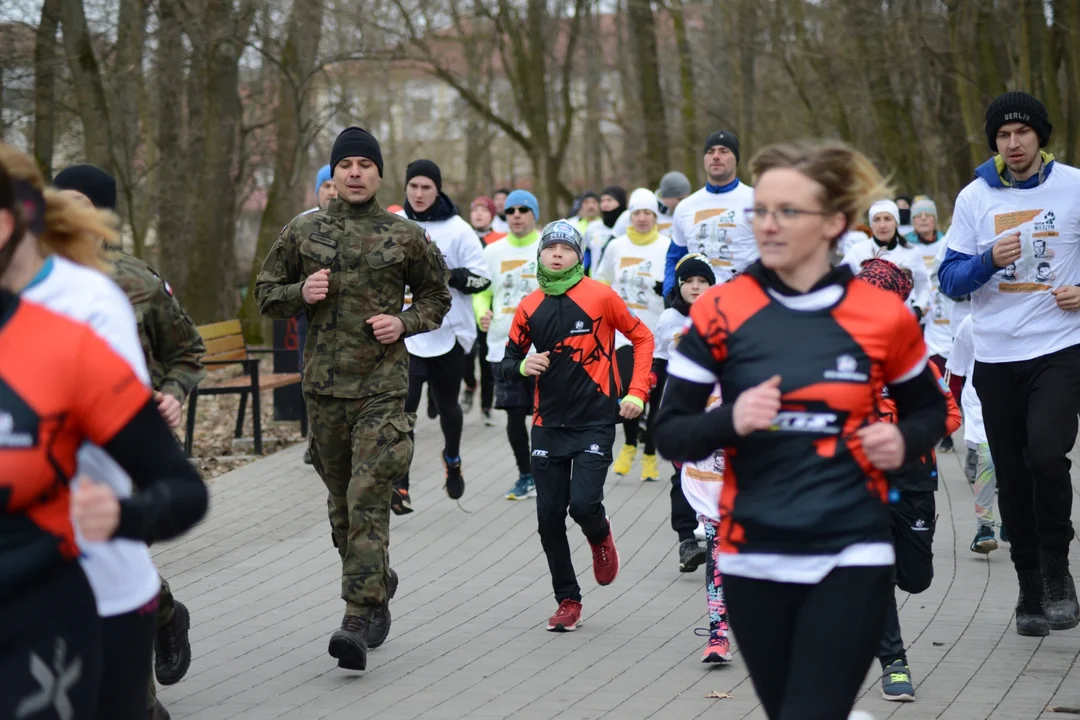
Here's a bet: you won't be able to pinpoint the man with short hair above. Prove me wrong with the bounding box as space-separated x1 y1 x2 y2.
392 159 491 512
939 91 1080 637
256 127 451 670
492 187 512 233
662 132 756 297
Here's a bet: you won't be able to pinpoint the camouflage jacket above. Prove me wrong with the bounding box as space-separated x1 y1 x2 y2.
254 196 451 398
106 248 207 403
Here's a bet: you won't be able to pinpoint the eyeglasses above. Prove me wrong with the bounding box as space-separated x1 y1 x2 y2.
744 207 833 226
506 206 532 216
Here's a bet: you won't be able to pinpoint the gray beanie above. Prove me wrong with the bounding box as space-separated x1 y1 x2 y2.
658 171 692 199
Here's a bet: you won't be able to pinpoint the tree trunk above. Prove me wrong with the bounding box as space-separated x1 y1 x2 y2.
736 0 756 172
583 6 603 189
1053 0 1080 164
155 0 190 289
945 0 986 170
669 0 698 185
239 0 326 341
57 0 113 171
186 0 255 324
114 0 147 256
626 0 669 188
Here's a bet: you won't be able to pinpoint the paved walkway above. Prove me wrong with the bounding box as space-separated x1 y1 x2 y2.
157 405 1080 720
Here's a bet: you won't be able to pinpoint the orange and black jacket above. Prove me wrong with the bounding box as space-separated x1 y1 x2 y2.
878 363 962 492
501 275 655 428
655 262 949 556
0 292 207 602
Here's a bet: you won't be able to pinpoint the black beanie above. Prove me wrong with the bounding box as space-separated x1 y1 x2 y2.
331 127 384 177
52 164 116 210
405 159 442 191
985 92 1052 152
676 253 716 287
703 131 740 163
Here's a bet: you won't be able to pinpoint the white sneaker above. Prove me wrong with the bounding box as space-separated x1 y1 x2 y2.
848 712 876 720
694 522 707 541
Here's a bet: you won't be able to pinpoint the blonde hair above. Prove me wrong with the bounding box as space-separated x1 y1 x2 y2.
750 141 893 236
0 144 117 271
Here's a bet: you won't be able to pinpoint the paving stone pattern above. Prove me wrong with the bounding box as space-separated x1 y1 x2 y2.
156 406 1080 719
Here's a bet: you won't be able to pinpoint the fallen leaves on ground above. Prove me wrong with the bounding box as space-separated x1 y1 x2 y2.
177 359 303 480
705 692 734 699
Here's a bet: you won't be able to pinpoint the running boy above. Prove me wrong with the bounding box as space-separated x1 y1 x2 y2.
857 259 961 703
501 220 654 631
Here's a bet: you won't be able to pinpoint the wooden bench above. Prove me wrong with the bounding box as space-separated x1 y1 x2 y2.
186 319 305 457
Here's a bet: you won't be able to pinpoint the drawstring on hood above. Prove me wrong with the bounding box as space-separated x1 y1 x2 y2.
975 151 1056 190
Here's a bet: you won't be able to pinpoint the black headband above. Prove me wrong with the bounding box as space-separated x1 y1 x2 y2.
11 179 45 236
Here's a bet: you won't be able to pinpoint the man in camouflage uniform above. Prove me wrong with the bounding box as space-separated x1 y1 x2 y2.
255 127 450 671
54 164 206 720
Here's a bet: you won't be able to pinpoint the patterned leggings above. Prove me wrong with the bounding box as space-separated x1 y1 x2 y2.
969 442 997 529
703 517 730 641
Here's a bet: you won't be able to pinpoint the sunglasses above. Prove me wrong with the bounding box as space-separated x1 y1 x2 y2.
506 206 533 216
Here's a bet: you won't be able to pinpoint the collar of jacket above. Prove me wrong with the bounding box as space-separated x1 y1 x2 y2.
327 196 380 218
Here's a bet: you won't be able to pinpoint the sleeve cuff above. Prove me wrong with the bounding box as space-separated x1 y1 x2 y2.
519 359 529 377
622 395 645 410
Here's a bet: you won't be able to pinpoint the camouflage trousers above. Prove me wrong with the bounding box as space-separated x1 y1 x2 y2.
307 392 413 619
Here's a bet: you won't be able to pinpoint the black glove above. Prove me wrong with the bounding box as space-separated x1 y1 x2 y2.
654 281 665 298
448 268 491 294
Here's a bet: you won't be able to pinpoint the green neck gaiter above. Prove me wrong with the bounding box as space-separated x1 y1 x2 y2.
537 261 585 295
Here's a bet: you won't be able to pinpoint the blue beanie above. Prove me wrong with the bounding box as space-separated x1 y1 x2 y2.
505 189 540 221
314 164 332 193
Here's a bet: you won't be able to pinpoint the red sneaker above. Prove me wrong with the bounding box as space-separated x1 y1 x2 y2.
590 521 620 586
547 599 583 632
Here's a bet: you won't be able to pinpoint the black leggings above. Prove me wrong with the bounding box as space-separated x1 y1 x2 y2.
402 346 465 488
725 566 892 720
1 563 102 719
97 600 157 719
616 345 658 453
506 407 532 475
463 334 495 412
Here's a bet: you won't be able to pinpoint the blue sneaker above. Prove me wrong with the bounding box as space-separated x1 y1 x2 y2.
971 525 998 554
881 659 914 702
506 474 536 500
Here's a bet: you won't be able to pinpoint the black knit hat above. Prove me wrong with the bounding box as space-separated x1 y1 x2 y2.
52 164 116 210
676 253 716 287
331 127 384 177
985 92 1052 152
703 131 740 163
405 159 442 191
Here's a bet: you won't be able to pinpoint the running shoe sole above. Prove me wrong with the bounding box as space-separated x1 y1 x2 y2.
546 618 581 632
971 538 998 554
701 651 731 664
881 689 915 702
328 636 367 670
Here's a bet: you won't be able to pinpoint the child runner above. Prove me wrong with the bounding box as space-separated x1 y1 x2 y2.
856 258 962 703
502 220 654 631
946 314 1002 552
653 254 715 574
595 188 670 480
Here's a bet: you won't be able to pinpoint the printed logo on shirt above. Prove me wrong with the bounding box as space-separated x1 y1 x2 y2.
912 518 931 531
532 449 549 458
498 259 538 313
615 257 659 310
0 383 38 449
823 354 868 382
586 443 604 455
769 410 843 435
570 319 592 336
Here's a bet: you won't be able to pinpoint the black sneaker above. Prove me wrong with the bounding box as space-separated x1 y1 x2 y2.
329 615 369 670
939 435 954 452
367 568 398 649
1016 568 1051 636
155 600 191 686
445 455 465 500
678 539 706 573
391 485 413 515
1043 555 1080 631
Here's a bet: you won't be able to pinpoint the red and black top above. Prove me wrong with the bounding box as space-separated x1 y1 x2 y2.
655 262 949 556
501 276 655 428
0 292 207 601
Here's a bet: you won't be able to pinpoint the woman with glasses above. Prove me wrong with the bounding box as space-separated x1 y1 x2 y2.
840 200 931 320
655 140 949 720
